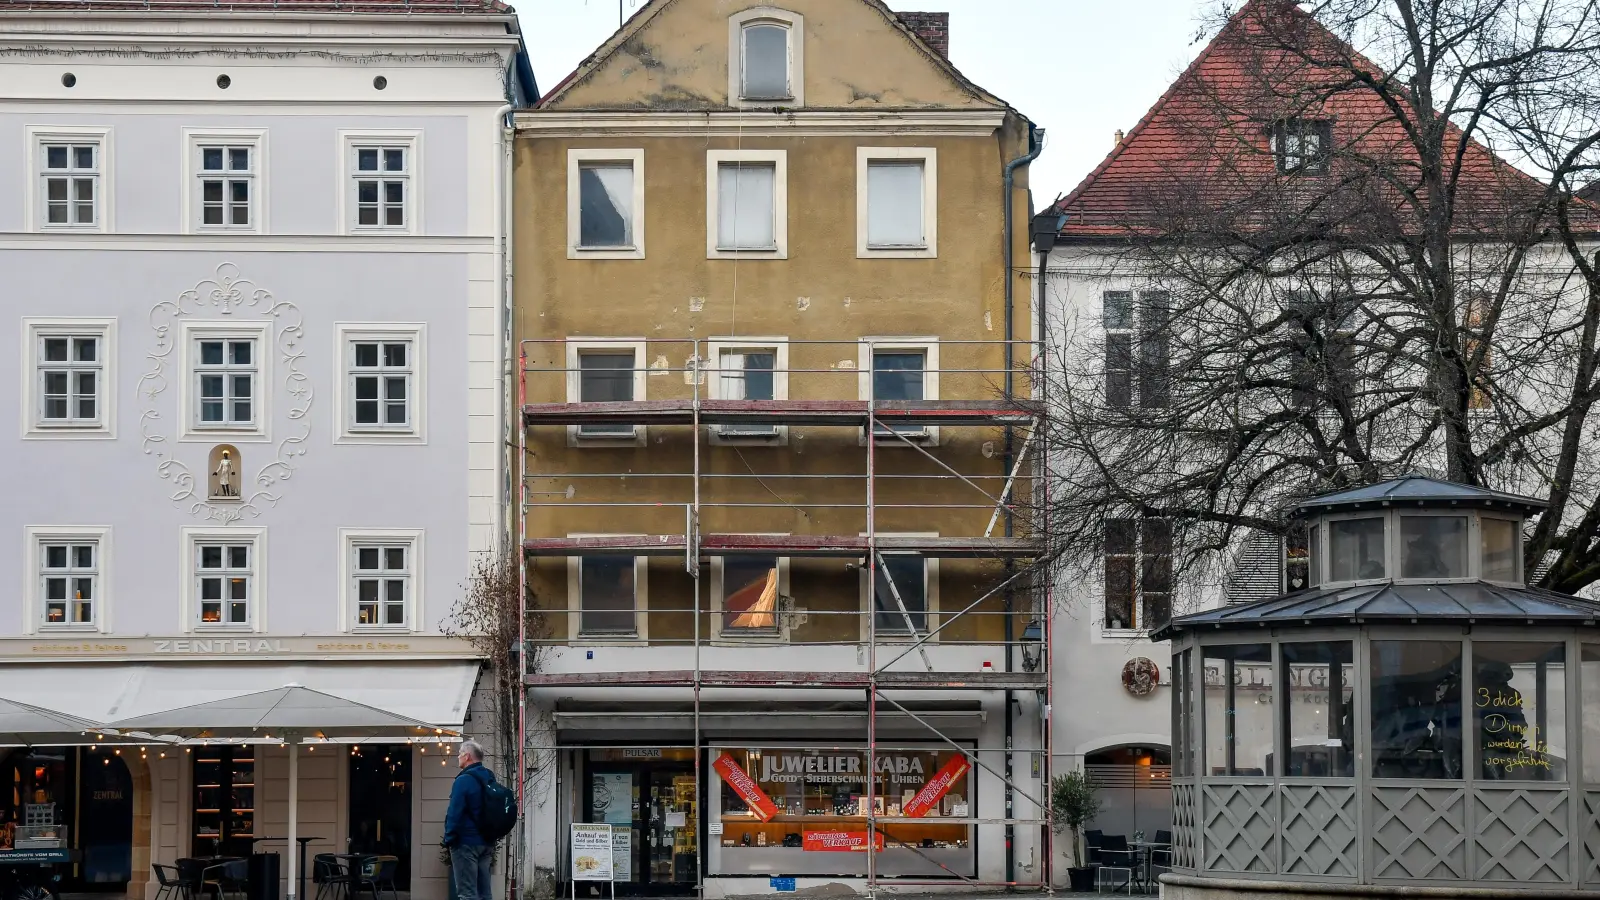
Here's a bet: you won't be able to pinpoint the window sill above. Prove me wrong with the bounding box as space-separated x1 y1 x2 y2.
337 429 424 445
194 624 255 632
573 633 646 646
1101 628 1153 640
25 423 113 440
353 625 413 635
568 244 644 261
859 244 935 260
710 426 787 446
709 246 786 260
37 624 100 634
568 426 646 448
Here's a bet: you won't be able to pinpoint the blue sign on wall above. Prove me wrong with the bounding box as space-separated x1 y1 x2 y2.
770 877 797 892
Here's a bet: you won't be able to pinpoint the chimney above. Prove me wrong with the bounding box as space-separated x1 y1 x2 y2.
898 11 950 59
1114 129 1125 146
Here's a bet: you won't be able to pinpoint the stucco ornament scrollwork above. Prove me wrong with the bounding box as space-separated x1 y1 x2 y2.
137 262 311 524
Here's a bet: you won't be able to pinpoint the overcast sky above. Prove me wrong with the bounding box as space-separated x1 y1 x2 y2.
513 0 1221 202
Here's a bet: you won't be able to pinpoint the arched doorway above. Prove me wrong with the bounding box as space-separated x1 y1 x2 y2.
1084 745 1172 839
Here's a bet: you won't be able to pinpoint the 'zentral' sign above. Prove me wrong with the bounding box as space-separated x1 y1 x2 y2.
155 639 287 654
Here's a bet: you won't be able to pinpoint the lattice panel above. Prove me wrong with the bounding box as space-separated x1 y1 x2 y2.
1171 782 1197 869
1371 786 1466 880
1584 792 1600 885
1281 783 1357 877
1201 782 1275 873
1473 787 1569 883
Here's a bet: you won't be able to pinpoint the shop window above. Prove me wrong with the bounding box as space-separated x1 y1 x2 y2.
348 745 413 890
710 747 973 878
1280 641 1354 777
1399 515 1468 579
192 745 254 857
1328 516 1385 581
1202 644 1273 776
1370 640 1462 779
1475 642 1565 781
1172 649 1194 776
1284 524 1309 591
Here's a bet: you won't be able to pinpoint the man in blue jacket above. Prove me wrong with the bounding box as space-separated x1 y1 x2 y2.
444 740 497 900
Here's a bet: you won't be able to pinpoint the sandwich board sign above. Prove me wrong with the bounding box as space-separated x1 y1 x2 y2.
571 824 614 882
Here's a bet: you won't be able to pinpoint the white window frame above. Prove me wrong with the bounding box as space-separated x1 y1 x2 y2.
565 535 649 643
26 126 113 233
182 128 267 235
339 528 424 633
858 337 940 446
567 148 646 260
21 317 115 440
339 130 422 236
858 532 939 641
705 149 788 259
334 324 426 444
856 147 938 258
179 321 270 442
23 525 112 635
711 548 791 641
707 337 788 444
565 338 647 447
180 527 265 633
728 7 805 108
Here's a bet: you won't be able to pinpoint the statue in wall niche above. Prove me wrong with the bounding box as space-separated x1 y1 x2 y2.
209 445 241 500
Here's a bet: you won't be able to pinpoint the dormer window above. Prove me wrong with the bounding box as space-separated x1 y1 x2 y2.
1272 118 1332 175
742 23 790 99
729 8 804 108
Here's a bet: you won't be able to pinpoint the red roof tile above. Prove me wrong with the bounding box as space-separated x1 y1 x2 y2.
1055 0 1579 239
0 0 511 14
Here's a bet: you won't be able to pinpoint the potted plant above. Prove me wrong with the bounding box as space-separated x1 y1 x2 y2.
1051 769 1103 892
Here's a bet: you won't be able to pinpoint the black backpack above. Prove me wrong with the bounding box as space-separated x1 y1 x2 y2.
464 767 519 843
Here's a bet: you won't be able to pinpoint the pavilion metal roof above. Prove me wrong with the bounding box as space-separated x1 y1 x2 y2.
1152 579 1600 641
1288 475 1546 518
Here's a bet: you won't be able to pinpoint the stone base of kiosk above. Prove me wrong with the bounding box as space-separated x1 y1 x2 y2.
1160 874 1600 900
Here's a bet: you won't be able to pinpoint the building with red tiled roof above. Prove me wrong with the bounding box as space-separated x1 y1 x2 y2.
1050 0 1577 242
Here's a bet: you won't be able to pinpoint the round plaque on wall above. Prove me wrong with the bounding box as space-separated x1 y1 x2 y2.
1122 657 1161 696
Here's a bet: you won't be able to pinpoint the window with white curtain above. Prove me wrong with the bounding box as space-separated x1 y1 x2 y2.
579 163 635 247
867 162 925 247
741 23 791 99
717 162 777 250
858 148 936 257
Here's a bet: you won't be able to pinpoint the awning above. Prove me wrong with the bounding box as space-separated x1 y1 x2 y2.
0 661 480 727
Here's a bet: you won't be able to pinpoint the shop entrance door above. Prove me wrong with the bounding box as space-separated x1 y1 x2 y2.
583 763 697 896
348 745 412 890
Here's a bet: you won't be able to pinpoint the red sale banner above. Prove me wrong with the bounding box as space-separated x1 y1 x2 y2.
712 752 780 822
902 755 970 818
802 830 885 852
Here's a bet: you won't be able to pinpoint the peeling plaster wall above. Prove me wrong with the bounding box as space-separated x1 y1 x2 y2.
541 0 1000 111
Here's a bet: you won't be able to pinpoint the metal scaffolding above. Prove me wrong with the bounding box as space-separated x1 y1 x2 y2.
515 337 1054 895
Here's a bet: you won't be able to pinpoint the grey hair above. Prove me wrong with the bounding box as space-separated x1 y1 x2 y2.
459 740 485 761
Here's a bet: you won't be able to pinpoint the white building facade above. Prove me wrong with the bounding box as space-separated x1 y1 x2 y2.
0 3 528 897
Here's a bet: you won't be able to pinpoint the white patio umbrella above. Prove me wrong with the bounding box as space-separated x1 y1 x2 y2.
0 694 145 747
110 683 455 900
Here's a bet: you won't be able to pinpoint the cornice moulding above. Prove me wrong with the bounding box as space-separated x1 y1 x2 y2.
514 110 1007 137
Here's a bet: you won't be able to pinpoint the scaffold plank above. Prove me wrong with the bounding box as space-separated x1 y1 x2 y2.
521 399 1033 426
522 669 1047 690
521 533 1044 557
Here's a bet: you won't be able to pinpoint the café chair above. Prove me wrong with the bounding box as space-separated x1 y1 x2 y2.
152 863 188 900
313 854 353 900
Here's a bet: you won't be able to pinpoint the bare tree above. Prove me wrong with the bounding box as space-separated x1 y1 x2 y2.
442 550 548 776
1041 0 1600 601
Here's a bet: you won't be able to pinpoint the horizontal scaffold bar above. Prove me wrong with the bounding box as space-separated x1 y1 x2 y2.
521 399 1035 427
522 533 1044 558
522 669 1047 690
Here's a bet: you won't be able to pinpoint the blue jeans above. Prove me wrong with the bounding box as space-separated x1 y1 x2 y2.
451 844 494 900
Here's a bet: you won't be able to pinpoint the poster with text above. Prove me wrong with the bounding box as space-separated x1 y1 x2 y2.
612 827 633 882
712 752 780 821
902 755 971 818
571 824 614 881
